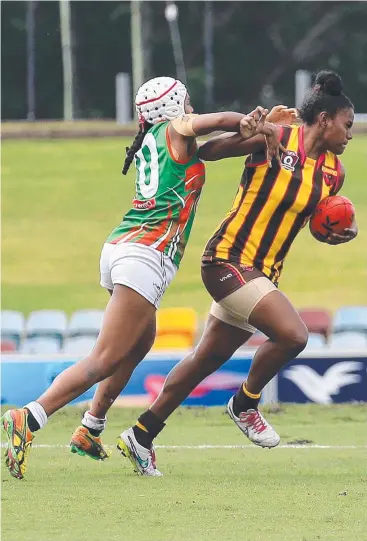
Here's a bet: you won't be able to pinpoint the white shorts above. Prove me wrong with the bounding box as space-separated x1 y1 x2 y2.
99 243 177 308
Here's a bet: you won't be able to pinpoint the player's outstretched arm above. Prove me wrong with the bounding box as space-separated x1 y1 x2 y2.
191 106 269 137
199 102 298 162
198 132 262 160
198 121 283 166
198 104 298 163
168 107 268 160
170 105 269 140
170 106 274 162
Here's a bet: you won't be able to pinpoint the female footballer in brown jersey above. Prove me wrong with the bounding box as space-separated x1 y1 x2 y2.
116 70 358 474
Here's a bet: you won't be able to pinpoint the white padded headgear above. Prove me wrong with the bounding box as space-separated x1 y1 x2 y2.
135 77 187 125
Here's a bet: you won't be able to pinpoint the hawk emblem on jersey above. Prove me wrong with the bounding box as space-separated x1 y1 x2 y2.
323 173 334 186
321 166 338 187
281 151 299 172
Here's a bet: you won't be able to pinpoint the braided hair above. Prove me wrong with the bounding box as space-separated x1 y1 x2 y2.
122 120 152 175
299 70 353 125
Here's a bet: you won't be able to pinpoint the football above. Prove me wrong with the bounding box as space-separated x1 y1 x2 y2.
309 195 355 242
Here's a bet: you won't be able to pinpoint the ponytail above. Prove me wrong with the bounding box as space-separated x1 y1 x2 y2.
122 121 152 175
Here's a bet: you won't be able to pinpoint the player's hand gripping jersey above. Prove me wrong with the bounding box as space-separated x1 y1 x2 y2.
204 125 343 284
107 119 205 268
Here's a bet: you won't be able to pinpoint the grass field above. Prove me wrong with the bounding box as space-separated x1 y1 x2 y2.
1 404 366 541
2 136 367 316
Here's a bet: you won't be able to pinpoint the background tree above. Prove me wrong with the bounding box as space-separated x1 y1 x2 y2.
1 1 366 120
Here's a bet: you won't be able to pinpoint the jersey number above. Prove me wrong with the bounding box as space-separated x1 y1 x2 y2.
135 133 159 198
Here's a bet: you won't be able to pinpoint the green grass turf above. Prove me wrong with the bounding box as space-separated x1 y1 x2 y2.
1 405 366 541
2 136 367 316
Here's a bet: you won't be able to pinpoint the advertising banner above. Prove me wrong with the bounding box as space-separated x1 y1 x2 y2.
1 353 254 407
278 354 367 403
2 351 366 407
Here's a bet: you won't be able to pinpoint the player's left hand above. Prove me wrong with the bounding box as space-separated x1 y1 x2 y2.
267 105 299 125
325 227 358 245
239 106 269 139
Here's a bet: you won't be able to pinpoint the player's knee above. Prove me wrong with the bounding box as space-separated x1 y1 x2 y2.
89 349 123 380
134 333 155 358
284 326 308 355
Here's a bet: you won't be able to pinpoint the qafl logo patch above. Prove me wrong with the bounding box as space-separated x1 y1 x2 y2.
281 151 299 172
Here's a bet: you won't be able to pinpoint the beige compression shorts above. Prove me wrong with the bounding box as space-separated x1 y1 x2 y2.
210 277 277 333
201 258 278 333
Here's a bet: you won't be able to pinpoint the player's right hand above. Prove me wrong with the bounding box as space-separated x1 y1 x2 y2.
325 227 358 245
265 126 286 167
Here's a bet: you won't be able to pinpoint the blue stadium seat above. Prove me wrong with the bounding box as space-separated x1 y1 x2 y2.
332 306 367 334
328 331 367 349
26 310 68 347
20 337 61 354
63 336 96 355
305 333 326 349
68 310 104 338
1 310 25 348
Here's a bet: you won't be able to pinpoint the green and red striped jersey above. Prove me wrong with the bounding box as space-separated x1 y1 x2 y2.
107 121 206 267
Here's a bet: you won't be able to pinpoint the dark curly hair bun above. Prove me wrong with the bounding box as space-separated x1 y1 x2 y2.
299 69 353 124
314 70 343 96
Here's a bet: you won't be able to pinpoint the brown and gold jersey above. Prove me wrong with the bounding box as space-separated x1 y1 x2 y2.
203 125 343 284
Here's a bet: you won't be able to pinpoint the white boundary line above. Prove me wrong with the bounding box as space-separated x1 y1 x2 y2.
158 444 366 450
1 443 365 450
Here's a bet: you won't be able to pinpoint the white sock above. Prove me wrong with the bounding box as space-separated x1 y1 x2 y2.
82 411 106 432
24 401 48 429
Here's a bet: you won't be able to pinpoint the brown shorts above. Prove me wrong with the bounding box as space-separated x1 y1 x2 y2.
201 259 265 303
201 258 277 332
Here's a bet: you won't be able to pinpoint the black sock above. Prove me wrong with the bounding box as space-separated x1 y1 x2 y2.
25 408 41 432
132 410 165 449
83 425 102 437
232 383 261 417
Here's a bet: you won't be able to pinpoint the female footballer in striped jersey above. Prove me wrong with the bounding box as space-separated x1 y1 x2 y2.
120 70 358 475
2 76 281 479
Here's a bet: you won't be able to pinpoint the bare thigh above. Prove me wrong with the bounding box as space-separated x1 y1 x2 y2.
91 284 157 370
196 314 253 362
249 289 308 345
